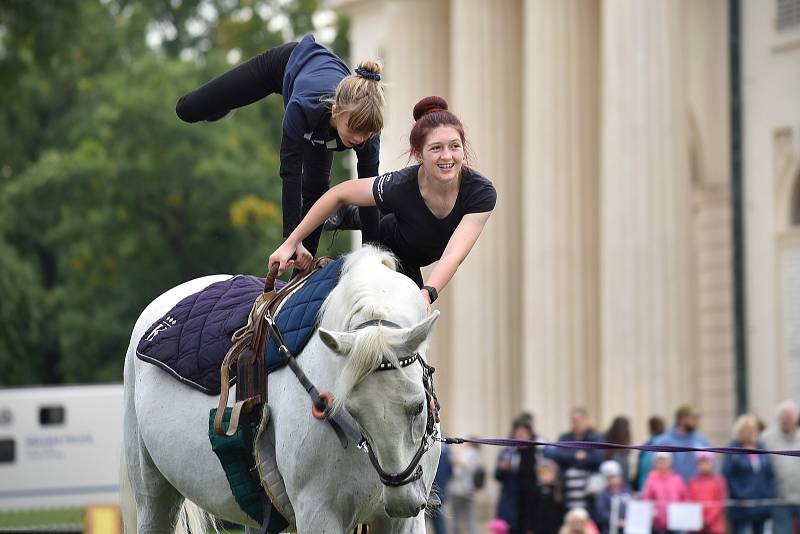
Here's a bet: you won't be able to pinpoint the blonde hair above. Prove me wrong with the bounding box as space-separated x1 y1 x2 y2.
560 508 590 534
325 59 385 134
732 413 760 442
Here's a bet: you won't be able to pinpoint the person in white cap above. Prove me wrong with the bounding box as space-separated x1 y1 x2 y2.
594 460 632 534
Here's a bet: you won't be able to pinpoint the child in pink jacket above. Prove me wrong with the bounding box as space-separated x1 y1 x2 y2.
687 451 726 534
642 452 688 534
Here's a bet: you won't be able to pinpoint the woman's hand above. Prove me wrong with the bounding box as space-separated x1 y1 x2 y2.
268 240 312 275
293 243 313 272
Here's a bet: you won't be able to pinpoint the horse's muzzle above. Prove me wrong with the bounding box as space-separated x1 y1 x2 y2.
381 478 428 518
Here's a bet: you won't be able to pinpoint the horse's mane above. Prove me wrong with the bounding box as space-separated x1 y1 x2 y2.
319 246 410 411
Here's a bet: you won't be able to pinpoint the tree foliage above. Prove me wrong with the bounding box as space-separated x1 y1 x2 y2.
0 0 351 385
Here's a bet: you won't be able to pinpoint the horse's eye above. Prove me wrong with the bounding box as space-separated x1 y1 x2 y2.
408 401 424 417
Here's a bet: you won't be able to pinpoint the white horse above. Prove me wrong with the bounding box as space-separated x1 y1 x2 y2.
121 246 442 533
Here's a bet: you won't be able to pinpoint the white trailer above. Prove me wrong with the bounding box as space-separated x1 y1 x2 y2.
0 384 124 510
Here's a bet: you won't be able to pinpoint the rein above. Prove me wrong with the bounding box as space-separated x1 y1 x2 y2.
263 310 362 448
439 437 800 458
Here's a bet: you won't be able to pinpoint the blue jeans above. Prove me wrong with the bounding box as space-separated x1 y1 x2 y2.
772 505 800 534
429 507 447 534
733 519 766 534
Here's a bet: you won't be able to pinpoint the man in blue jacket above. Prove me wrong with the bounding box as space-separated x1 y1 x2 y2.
652 405 711 482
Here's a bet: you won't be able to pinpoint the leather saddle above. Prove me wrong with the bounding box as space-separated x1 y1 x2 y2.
213 257 333 437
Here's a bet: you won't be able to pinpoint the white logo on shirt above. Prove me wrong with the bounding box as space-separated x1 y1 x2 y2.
376 172 393 202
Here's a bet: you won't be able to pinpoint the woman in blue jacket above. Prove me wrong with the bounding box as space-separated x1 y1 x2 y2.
176 35 384 261
722 414 776 534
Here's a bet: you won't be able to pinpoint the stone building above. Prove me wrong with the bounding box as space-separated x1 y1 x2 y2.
330 0 800 450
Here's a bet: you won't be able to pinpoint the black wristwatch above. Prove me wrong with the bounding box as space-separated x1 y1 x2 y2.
422 285 438 303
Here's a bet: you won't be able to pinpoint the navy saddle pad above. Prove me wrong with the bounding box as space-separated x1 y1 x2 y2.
136 257 345 394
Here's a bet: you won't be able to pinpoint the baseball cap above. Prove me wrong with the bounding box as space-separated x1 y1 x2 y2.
600 460 622 478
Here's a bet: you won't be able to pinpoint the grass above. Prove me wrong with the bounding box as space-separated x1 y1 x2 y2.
0 508 252 532
0 507 83 529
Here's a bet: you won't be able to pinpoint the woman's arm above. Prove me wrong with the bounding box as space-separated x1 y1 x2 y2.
279 133 305 238
354 138 381 244
269 177 377 273
421 211 492 309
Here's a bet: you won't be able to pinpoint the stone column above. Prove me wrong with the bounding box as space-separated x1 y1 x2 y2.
380 0 451 171
379 0 455 405
683 0 735 445
600 0 695 436
520 0 601 437
337 0 389 251
446 0 523 440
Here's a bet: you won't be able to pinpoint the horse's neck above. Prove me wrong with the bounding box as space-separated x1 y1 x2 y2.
324 268 409 330
303 335 344 387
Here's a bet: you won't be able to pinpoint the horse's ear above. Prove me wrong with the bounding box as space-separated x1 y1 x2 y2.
396 310 440 353
318 328 355 355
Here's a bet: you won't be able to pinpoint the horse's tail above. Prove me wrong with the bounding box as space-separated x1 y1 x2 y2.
174 500 217 534
119 445 136 532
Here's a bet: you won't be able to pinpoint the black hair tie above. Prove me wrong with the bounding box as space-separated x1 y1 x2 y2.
355 67 381 81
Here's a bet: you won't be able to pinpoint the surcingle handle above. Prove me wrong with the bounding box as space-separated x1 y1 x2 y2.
264 253 299 293
264 263 280 293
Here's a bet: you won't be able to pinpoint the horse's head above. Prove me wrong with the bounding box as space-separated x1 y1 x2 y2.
316 246 442 518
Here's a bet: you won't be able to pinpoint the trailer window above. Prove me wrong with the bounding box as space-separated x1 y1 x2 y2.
0 439 14 463
39 405 65 425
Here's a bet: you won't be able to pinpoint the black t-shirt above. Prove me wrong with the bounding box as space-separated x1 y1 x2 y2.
372 165 496 267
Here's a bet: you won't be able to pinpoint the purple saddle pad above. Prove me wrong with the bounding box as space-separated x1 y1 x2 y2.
135 276 284 394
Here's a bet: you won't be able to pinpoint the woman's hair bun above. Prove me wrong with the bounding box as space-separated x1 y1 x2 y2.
413 96 449 121
356 60 382 75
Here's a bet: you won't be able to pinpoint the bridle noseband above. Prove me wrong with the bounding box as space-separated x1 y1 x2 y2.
264 314 440 488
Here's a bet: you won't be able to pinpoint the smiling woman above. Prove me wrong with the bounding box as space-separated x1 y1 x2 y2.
269 96 496 313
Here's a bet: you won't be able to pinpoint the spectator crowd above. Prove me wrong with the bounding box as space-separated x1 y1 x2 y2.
428 399 800 534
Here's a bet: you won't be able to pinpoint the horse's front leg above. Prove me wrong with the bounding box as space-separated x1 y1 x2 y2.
292 481 377 534
292 498 348 534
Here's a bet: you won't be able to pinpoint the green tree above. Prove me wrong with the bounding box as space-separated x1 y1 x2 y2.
0 0 351 385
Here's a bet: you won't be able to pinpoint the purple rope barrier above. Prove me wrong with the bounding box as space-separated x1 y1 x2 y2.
441 437 800 457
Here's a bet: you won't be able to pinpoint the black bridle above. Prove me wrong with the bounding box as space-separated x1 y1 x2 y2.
264 313 440 488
